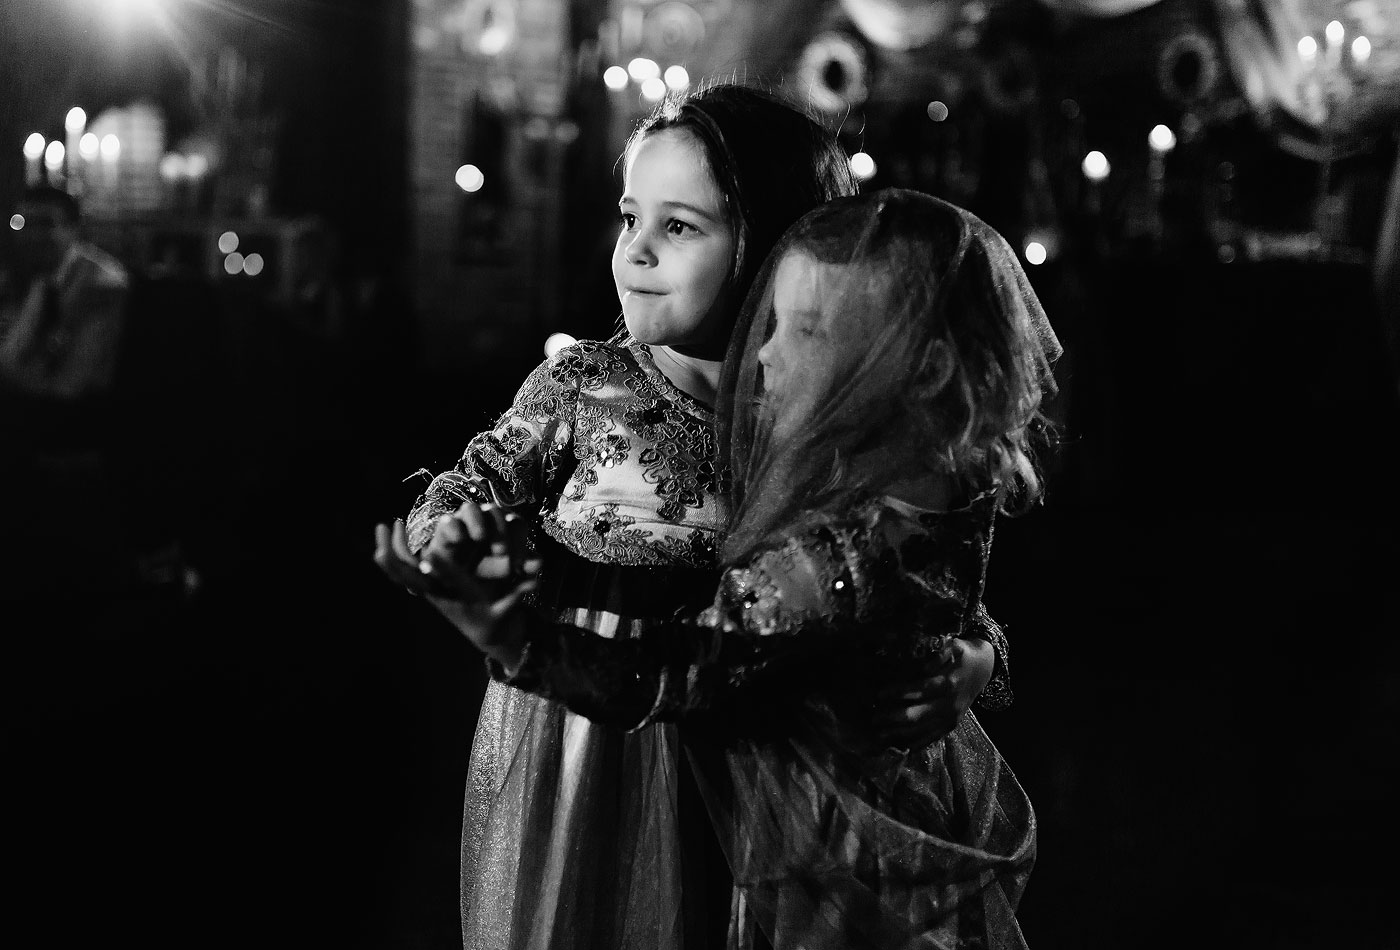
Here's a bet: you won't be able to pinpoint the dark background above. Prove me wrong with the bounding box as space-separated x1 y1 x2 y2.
3 1 1398 948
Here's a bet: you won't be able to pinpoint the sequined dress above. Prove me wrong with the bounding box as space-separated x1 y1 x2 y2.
501 492 1036 950
406 334 732 949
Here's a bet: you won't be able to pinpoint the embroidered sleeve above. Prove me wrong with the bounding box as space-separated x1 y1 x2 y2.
404 350 585 553
965 604 1013 711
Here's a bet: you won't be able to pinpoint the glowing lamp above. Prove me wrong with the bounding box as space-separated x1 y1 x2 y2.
603 66 629 90
664 65 690 91
640 77 666 102
1081 150 1110 181
627 58 659 82
850 151 876 180
456 164 485 193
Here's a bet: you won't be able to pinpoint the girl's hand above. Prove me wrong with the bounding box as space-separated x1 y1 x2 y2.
870 637 996 750
373 509 538 666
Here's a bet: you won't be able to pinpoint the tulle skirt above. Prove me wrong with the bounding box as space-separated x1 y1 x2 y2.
705 711 1036 950
460 608 730 950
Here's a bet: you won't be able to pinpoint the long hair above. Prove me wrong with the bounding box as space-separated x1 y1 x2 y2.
624 83 859 323
720 189 1061 564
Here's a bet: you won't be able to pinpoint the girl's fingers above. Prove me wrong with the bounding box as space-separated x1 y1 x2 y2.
454 505 491 544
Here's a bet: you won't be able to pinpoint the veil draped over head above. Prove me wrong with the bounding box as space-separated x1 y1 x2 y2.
718 188 1061 565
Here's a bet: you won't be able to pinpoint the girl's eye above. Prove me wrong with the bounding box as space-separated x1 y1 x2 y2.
666 219 697 236
618 212 637 230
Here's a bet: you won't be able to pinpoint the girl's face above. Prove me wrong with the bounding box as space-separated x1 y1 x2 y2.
758 251 842 406
613 129 736 351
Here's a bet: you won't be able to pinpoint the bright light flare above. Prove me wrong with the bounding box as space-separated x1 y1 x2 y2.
849 151 876 180
1352 36 1371 66
664 65 690 91
1024 241 1047 265
627 58 660 82
44 140 65 170
1325 20 1344 46
603 65 629 90
1298 35 1318 61
100 134 121 160
456 164 485 192
23 133 45 160
544 332 578 359
1081 150 1110 181
79 133 99 160
1148 124 1176 152
65 107 87 133
640 77 666 101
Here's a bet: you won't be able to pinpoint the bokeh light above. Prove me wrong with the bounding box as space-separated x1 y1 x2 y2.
218 231 240 254
1081 150 1110 181
100 134 121 160
456 164 485 192
186 153 209 177
159 153 188 181
1024 241 1047 265
23 133 45 160
65 107 87 133
1325 20 1344 46
627 58 660 82
1352 36 1371 65
9 214 24 231
640 77 666 101
1148 124 1176 152
44 141 65 170
79 133 99 160
664 65 690 91
1297 36 1318 60
243 253 265 277
603 65 629 90
850 151 876 180
544 332 578 358
224 252 245 275
926 100 949 122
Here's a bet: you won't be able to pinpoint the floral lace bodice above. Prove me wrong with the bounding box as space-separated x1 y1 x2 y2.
406 335 730 570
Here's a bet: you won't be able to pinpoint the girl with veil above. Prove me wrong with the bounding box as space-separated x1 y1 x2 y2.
378 87 1014 949
384 187 1061 948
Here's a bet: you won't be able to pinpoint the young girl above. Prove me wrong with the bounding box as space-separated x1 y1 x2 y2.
393 188 1059 948
388 87 1010 948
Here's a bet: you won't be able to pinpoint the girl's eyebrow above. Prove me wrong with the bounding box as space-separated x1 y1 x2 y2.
618 195 724 224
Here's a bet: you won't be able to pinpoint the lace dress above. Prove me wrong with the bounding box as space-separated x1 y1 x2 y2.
501 493 1035 950
406 334 732 949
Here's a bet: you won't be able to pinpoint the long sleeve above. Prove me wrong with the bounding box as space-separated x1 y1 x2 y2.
498 500 997 740
405 350 583 553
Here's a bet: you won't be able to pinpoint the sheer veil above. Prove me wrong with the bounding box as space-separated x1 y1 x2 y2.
718 188 1061 565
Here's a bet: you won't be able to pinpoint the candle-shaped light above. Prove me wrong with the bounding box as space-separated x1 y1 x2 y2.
1298 35 1318 66
1352 35 1371 70
23 133 45 187
1149 125 1176 154
1325 20 1344 69
63 107 86 186
44 140 66 187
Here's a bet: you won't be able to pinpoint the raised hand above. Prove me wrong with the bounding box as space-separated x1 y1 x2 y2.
373 504 539 666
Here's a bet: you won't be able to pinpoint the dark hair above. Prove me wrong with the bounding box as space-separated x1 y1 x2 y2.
625 83 858 317
20 186 81 225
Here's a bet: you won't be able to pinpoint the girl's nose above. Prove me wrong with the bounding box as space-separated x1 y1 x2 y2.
625 231 657 267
